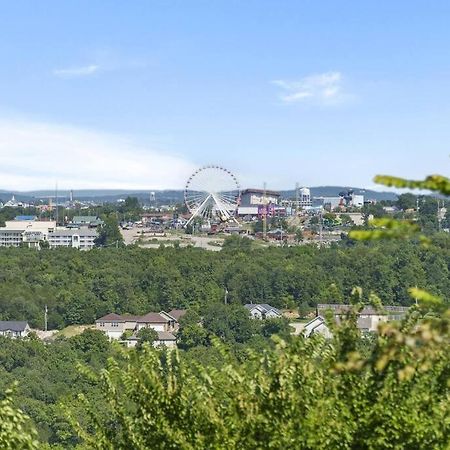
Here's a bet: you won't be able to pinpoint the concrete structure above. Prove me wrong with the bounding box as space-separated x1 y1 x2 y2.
48 229 97 250
0 220 56 248
316 304 409 332
0 321 30 338
245 304 282 319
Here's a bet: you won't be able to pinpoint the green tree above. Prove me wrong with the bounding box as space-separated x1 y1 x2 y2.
136 327 158 348
396 193 417 211
0 386 39 449
95 216 124 247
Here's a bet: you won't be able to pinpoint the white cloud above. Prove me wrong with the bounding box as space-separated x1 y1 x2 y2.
0 118 196 191
273 72 346 105
53 64 100 78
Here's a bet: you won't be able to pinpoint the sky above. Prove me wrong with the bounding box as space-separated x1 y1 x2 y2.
0 1 449 191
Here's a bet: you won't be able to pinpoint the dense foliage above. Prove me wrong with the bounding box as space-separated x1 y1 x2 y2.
0 173 449 448
69 300 449 450
0 236 449 329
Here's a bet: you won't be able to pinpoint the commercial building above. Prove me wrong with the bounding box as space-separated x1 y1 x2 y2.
71 216 103 228
240 188 280 207
238 188 284 218
0 220 56 248
0 218 97 250
48 229 97 250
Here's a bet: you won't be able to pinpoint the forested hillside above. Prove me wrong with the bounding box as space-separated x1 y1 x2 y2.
0 236 449 328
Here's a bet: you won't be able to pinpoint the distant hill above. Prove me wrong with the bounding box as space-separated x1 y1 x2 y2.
0 186 397 204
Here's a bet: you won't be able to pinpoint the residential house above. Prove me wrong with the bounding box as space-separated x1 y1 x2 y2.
95 311 183 347
160 309 187 331
125 330 177 348
316 304 409 332
0 321 30 338
244 304 282 319
303 316 332 338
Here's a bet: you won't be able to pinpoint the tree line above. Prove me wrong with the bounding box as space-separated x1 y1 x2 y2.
0 234 449 329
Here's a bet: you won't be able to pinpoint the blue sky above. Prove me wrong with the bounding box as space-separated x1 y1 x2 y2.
1 1 449 190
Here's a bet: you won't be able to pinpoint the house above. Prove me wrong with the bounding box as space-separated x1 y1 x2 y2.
136 313 170 332
0 321 30 338
244 304 282 319
125 330 177 348
303 316 332 338
316 304 409 332
95 311 183 346
160 309 187 331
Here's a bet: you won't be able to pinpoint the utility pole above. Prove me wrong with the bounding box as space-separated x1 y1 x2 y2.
55 182 59 227
295 182 299 215
44 305 48 332
262 182 267 240
224 288 228 305
319 211 323 246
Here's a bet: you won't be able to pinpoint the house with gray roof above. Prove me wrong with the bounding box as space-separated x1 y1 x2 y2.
0 321 30 339
95 311 181 347
244 304 282 319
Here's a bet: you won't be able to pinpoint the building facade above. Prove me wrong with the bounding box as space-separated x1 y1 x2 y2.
0 220 56 248
0 321 30 338
48 229 97 250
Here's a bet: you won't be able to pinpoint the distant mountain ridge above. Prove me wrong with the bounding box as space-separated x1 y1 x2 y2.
0 186 398 203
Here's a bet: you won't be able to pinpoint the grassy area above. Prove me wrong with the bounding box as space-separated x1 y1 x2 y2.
56 325 94 338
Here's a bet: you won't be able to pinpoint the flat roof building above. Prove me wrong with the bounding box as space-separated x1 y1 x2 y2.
48 229 97 250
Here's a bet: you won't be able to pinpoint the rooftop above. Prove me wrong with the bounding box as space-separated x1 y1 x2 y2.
241 188 280 197
0 321 29 332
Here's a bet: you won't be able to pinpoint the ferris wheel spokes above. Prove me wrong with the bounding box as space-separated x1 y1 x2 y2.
184 165 241 228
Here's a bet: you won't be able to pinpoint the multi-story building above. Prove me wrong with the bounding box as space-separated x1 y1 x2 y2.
238 188 284 218
0 220 56 248
95 310 185 348
48 229 97 250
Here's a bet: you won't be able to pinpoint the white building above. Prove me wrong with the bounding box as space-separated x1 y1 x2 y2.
0 321 30 338
244 304 282 319
2 195 30 209
303 316 332 338
48 229 97 250
0 220 56 248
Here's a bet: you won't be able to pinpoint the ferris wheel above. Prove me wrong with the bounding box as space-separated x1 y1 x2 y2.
184 165 241 227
